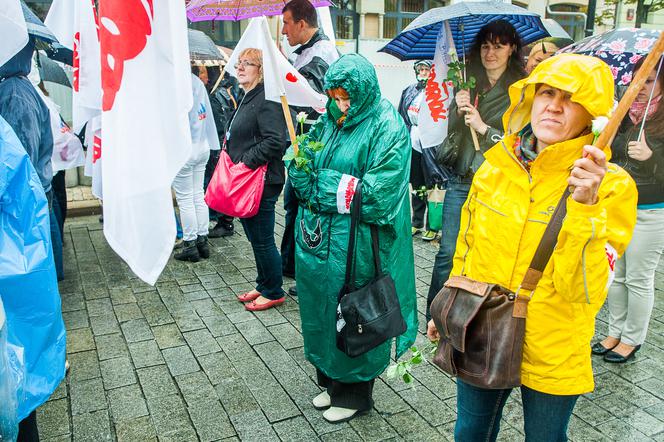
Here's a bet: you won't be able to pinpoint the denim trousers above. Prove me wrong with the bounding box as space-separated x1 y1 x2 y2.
426 179 472 320
173 149 210 241
240 193 284 300
455 380 579 442
280 178 297 277
608 208 664 345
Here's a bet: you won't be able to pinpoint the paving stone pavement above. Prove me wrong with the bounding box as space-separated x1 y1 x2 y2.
38 206 664 442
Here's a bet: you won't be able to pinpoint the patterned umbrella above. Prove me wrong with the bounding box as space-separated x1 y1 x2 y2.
379 1 549 61
558 28 662 86
186 0 332 22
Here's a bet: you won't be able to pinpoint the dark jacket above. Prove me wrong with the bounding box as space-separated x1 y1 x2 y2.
397 82 424 131
442 70 521 180
210 73 243 139
226 83 289 197
612 117 664 205
0 39 53 194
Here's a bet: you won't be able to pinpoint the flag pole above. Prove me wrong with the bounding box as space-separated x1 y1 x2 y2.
262 18 299 154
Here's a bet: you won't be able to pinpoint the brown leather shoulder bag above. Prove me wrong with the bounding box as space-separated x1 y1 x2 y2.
429 188 570 389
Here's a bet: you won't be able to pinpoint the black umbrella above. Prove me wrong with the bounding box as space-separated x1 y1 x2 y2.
188 29 225 64
21 0 58 43
36 52 71 87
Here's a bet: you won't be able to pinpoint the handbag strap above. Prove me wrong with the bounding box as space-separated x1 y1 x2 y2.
340 183 383 297
513 187 571 316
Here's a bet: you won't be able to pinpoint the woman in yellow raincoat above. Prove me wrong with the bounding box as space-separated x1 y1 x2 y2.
428 54 637 441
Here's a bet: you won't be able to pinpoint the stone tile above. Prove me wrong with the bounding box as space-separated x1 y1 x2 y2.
348 412 398 442
72 409 112 442
146 395 197 441
37 398 70 439
120 318 154 342
62 309 90 330
50 380 68 401
175 371 218 405
385 409 438 441
128 339 164 368
229 410 279 442
94 333 129 361
398 384 456 427
273 416 318 442
162 345 200 376
201 313 236 337
107 383 149 422
66 328 95 354
182 328 221 356
136 365 178 399
115 416 157 442
267 322 303 350
187 399 236 441
152 323 186 349
70 377 107 415
99 356 136 390
89 313 121 336
67 350 100 382
109 287 136 305
172 309 206 332
113 303 144 323
320 427 362 442
140 302 174 327
197 351 238 386
190 298 222 317
214 378 261 417
61 292 86 313
86 298 114 317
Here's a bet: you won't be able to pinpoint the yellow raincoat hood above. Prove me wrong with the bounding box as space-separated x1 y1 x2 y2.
503 53 615 137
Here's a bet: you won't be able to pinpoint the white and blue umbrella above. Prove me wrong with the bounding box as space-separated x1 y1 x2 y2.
380 1 549 61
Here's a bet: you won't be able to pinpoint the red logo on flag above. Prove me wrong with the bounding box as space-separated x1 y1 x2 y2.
286 72 298 83
99 0 155 111
93 135 102 163
73 32 80 92
344 177 356 211
425 65 452 122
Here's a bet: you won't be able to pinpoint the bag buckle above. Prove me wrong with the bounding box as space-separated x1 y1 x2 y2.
512 286 533 319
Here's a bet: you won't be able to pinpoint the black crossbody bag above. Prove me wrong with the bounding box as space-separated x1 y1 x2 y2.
336 184 407 358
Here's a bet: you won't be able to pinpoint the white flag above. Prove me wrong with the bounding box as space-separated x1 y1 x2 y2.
227 17 326 112
99 0 192 285
419 22 455 149
46 0 102 132
83 115 102 198
0 0 28 66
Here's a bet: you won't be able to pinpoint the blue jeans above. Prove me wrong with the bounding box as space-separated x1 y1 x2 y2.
455 380 579 442
240 194 284 300
279 178 297 277
426 179 471 320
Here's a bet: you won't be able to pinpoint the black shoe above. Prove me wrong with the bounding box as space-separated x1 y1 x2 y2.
591 341 617 356
288 286 298 296
604 345 641 363
196 235 210 259
174 240 200 262
209 222 234 238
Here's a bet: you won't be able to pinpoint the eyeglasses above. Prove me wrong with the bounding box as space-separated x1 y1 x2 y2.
234 60 260 69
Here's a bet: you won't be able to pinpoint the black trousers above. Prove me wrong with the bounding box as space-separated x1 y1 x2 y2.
17 411 39 442
410 149 430 230
280 178 297 277
316 369 375 411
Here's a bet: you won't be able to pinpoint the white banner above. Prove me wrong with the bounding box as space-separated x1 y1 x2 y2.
419 21 455 149
0 0 28 66
227 17 326 112
99 0 192 285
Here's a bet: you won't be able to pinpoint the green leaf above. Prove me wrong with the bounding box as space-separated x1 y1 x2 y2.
403 372 414 383
282 152 296 162
386 365 398 379
412 354 423 365
396 363 408 377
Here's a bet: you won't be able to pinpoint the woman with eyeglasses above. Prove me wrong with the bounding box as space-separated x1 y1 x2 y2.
226 48 290 311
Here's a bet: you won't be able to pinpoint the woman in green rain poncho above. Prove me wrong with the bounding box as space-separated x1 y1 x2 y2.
288 54 418 424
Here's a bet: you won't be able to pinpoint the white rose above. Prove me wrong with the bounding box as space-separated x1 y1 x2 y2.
592 116 609 137
296 112 308 124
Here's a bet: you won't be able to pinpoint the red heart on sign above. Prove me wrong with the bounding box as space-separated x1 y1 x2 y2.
286 72 298 83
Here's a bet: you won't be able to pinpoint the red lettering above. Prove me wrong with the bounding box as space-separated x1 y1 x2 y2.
73 32 80 92
93 135 102 163
344 177 356 210
424 65 451 122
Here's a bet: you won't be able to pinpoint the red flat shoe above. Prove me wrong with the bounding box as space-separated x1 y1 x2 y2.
244 297 285 311
237 291 261 302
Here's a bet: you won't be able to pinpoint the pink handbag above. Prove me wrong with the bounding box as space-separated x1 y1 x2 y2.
204 149 266 218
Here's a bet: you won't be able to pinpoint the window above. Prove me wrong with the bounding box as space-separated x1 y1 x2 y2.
331 0 359 40
189 21 242 49
383 0 447 39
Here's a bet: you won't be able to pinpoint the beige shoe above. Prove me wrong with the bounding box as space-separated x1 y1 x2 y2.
312 391 331 410
323 406 358 423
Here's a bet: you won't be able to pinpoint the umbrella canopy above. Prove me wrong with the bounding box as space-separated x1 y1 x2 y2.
20 0 58 43
188 29 226 65
185 0 332 22
36 52 71 87
542 19 571 40
379 1 549 61
558 28 661 86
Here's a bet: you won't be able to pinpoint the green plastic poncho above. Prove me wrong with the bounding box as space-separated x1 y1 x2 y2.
288 54 418 383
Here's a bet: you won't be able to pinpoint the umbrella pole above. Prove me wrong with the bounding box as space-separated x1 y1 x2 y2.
280 94 299 155
458 22 481 151
596 33 664 148
638 55 664 141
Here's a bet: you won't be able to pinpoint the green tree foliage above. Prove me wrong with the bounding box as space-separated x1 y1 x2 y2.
596 0 664 28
